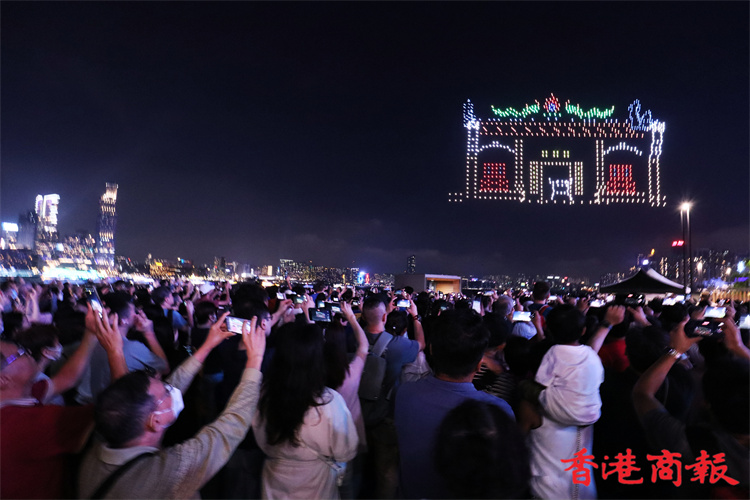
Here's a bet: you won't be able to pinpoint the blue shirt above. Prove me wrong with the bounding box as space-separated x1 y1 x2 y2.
395 375 515 499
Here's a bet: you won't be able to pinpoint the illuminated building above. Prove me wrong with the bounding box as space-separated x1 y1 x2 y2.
407 255 416 274
450 95 666 207
96 183 118 268
35 194 60 240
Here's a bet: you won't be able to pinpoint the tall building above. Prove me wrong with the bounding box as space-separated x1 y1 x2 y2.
95 183 118 268
407 254 416 274
34 194 60 240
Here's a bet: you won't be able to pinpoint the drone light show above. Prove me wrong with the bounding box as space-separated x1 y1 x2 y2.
449 94 667 207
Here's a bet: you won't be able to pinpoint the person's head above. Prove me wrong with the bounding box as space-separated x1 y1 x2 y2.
12 324 62 368
95 370 183 448
428 309 489 379
233 302 272 335
362 295 387 329
532 281 550 302
151 286 173 307
258 322 327 446
194 301 218 327
102 291 136 330
492 295 514 316
385 310 409 336
434 400 530 499
482 313 510 351
625 325 670 373
0 340 39 399
545 304 585 344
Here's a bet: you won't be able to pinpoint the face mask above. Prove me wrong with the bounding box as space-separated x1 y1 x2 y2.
153 384 184 424
42 344 63 362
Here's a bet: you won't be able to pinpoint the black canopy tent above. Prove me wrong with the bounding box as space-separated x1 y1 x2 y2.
599 268 684 294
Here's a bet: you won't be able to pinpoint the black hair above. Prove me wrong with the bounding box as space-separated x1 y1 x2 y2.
545 304 585 344
434 400 530 499
95 371 157 448
258 322 328 446
427 309 489 379
150 286 171 306
625 325 670 373
482 313 510 349
532 281 550 301
385 310 409 336
13 324 59 362
194 301 218 325
102 291 135 320
323 321 349 390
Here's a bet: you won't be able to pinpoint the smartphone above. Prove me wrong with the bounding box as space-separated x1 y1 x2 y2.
225 316 246 334
662 298 677 306
548 295 558 302
739 315 750 329
292 294 307 304
484 291 494 296
317 301 325 309
352 299 360 307
589 299 605 308
512 311 532 322
704 307 726 319
674 295 685 302
329 303 342 314
309 308 331 322
84 285 104 318
472 299 482 314
276 292 284 300
396 299 410 308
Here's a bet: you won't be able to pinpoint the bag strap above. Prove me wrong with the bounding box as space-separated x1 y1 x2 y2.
90 452 154 499
369 332 394 358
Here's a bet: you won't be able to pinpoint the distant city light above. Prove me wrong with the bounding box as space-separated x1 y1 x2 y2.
671 240 685 247
738 261 746 273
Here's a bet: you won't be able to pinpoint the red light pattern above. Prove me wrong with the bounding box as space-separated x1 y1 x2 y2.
606 164 636 194
480 163 510 192
544 94 561 113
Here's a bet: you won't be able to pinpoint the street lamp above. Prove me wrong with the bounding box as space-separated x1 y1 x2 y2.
680 202 693 295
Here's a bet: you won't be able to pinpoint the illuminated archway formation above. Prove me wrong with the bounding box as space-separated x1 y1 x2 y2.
449 95 666 206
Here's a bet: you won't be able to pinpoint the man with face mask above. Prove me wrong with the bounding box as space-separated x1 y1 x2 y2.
78 311 267 499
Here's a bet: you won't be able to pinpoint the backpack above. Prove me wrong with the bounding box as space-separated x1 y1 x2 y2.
359 332 395 426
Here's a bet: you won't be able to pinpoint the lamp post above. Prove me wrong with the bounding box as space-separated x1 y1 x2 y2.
680 202 693 295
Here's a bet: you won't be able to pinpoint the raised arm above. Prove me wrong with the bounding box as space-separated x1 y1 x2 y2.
408 299 426 352
342 301 368 360
632 317 700 417
48 306 102 395
587 305 625 353
133 309 170 374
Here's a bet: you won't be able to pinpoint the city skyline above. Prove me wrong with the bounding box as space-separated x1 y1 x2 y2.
2 2 748 278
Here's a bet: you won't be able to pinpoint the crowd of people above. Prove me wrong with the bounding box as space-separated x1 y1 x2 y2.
0 276 748 499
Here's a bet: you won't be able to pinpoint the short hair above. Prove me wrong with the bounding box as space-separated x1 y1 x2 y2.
151 286 172 306
482 313 510 349
545 304 585 344
95 371 157 448
625 325 669 373
434 400 530 499
532 281 550 301
102 291 135 321
427 309 489 378
13 324 59 362
362 296 386 324
492 296 513 316
194 301 218 325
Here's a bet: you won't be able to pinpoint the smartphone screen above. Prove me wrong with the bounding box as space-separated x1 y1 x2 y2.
512 311 531 322
84 286 104 318
472 300 482 314
704 307 726 319
589 299 605 308
309 308 331 322
397 299 410 308
739 315 750 329
225 316 246 334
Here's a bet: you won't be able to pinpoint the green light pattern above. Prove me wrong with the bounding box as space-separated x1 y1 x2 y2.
491 103 540 118
565 102 615 119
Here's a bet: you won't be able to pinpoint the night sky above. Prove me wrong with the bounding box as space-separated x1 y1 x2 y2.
2 1 748 280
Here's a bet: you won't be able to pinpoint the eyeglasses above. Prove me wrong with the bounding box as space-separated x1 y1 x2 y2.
0 346 29 371
152 381 174 415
